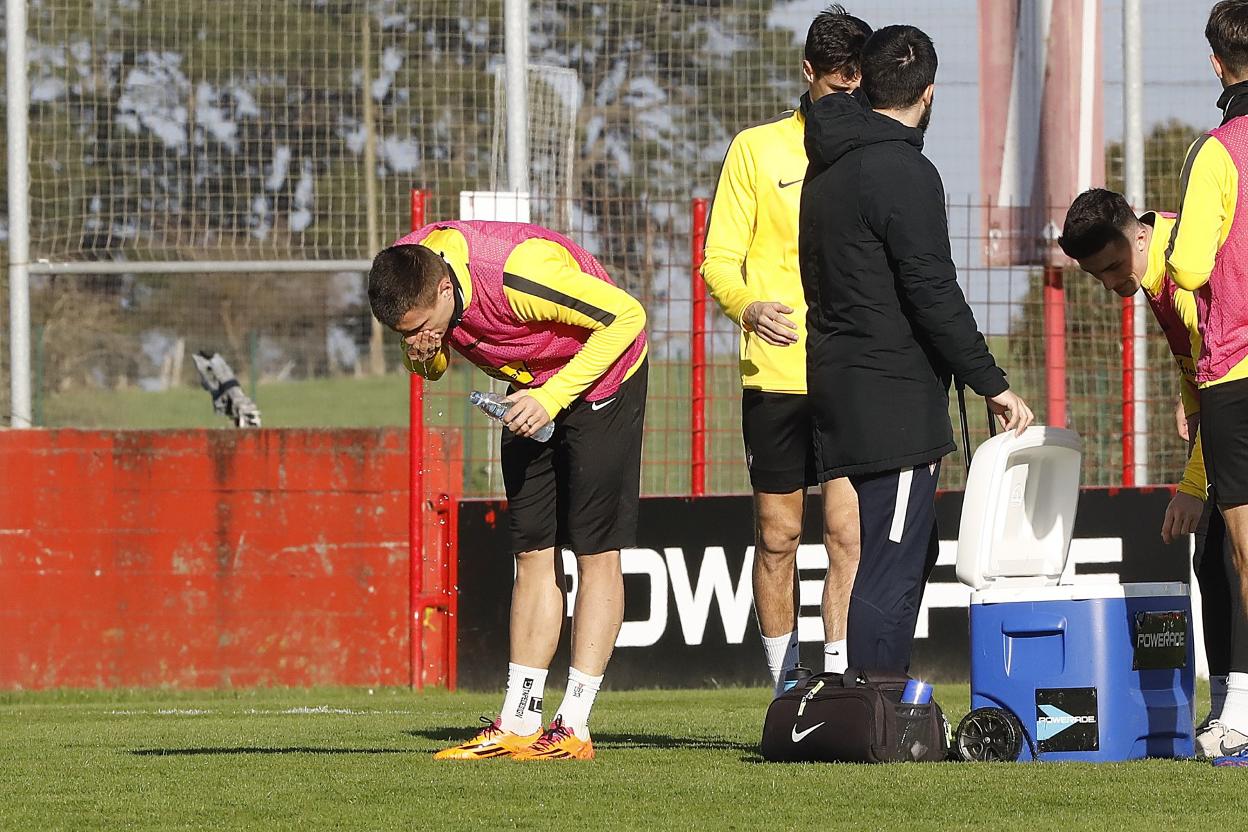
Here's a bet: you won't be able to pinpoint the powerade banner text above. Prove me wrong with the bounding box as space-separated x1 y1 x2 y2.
455 489 1189 689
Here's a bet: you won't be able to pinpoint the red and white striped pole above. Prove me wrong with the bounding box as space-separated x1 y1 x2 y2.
691 197 709 497
409 188 428 689
1121 295 1136 487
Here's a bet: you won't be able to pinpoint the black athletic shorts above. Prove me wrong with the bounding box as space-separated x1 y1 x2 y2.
502 360 647 554
741 389 817 493
1201 376 1248 505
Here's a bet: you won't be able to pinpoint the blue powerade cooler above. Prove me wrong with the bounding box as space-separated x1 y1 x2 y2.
953 427 1195 762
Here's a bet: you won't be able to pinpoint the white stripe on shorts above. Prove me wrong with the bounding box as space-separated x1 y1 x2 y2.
888 467 913 544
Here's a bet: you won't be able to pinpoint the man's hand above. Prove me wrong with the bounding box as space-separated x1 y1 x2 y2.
1175 398 1190 442
502 390 552 438
1161 491 1204 544
404 331 442 364
742 301 799 346
986 390 1035 436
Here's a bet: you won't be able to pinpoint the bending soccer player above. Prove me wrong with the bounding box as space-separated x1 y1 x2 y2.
369 220 648 761
1059 188 1239 759
702 5 871 693
1163 0 1248 767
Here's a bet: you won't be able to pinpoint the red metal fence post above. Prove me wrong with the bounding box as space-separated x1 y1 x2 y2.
1121 295 1136 487
442 494 459 691
691 197 709 496
1043 265 1067 430
409 188 427 689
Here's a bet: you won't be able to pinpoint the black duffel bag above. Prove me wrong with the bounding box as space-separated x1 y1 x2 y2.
760 669 949 763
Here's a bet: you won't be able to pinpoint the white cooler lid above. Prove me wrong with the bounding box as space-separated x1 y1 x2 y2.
956 426 1083 590
971 580 1190 605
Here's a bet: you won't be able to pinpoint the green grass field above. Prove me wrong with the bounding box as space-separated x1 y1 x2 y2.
35 361 757 495
2 684 1242 831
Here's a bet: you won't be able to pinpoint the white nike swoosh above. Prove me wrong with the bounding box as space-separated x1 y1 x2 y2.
790 722 825 743
591 398 616 411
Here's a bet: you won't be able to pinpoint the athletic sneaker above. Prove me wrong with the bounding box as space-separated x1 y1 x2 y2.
512 716 595 761
432 716 540 760
1195 719 1227 761
1211 726 1248 767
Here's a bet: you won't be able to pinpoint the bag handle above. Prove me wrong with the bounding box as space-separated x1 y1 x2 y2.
840 667 912 687
956 378 998 474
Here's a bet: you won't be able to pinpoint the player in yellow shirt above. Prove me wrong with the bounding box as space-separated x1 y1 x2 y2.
701 5 870 692
371 220 647 761
1162 1 1248 765
1059 188 1236 760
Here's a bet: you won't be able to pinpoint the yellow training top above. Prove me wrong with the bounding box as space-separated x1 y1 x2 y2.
1165 134 1248 389
1141 212 1206 499
403 227 647 419
701 107 810 394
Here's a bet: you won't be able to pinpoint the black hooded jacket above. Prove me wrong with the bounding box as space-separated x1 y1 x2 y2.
798 92 1007 479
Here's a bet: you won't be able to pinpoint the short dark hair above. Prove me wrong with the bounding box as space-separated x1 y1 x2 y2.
368 244 445 328
860 25 937 111
1208 1 1248 77
804 5 872 80
1057 189 1138 260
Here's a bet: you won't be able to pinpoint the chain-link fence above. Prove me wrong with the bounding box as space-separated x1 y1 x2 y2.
0 0 1218 496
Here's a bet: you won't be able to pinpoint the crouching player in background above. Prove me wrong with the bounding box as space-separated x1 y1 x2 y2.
369 220 648 761
1059 188 1239 760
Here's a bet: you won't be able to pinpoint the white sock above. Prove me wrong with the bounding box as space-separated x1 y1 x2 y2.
762 631 799 693
498 662 547 735
1209 675 1229 722
1220 672 1248 735
554 667 603 739
824 639 848 674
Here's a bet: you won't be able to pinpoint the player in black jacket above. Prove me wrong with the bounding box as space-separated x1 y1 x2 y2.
798 25 1033 672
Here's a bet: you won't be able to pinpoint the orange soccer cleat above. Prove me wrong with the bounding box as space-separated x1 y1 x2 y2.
511 716 595 761
432 717 540 760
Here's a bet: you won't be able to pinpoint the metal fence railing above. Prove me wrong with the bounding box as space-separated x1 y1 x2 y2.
0 0 1210 497
10 187 1190 495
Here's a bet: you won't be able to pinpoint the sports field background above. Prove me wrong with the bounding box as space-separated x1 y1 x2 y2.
0 0 1208 491
2 682 1240 831
31 337 1038 495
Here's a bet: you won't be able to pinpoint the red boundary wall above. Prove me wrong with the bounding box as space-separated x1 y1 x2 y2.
0 428 459 690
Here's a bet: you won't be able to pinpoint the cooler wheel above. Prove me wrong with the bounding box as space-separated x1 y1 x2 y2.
955 707 1025 762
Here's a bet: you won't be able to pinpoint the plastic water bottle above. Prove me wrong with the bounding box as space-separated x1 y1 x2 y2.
896 679 933 761
469 391 555 443
781 663 813 693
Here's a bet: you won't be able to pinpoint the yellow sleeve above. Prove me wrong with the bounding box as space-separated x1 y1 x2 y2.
1180 379 1200 420
402 343 450 381
1171 285 1202 416
1178 426 1208 500
1167 136 1238 291
502 239 646 418
701 132 764 326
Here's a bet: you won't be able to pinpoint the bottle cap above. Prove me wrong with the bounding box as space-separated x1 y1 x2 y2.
901 679 932 705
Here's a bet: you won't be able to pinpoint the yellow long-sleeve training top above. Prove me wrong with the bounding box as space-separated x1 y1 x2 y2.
701 106 810 394
1164 132 1248 388
404 227 647 419
1141 212 1206 499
